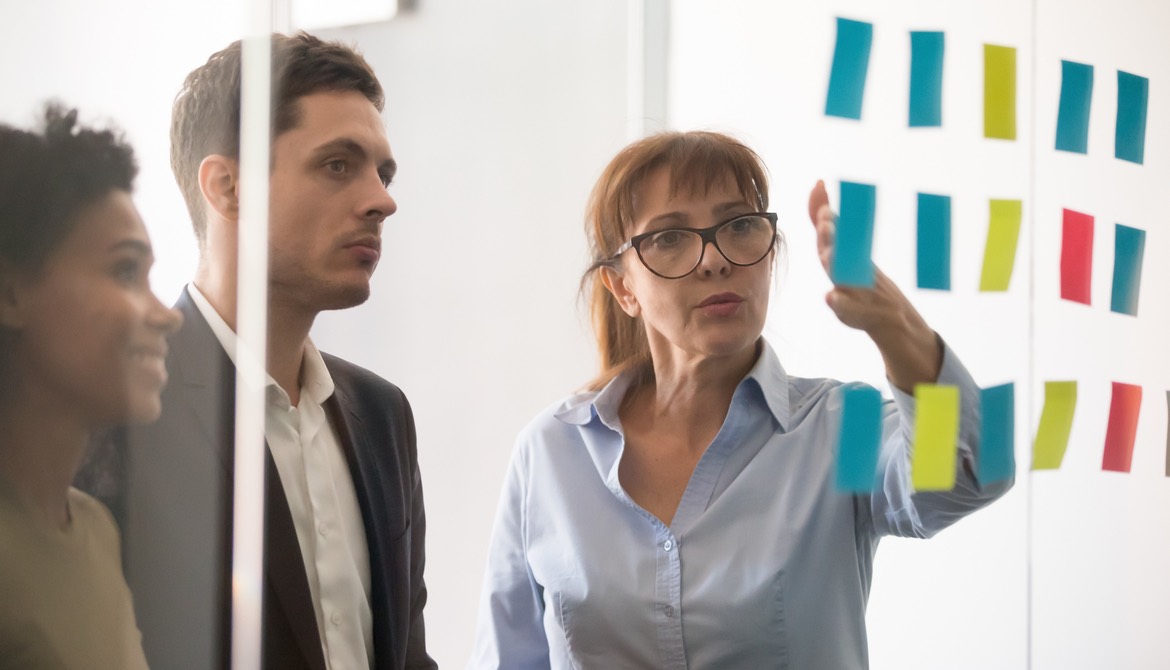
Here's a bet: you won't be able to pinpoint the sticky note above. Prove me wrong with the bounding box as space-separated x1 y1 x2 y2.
833 181 877 287
911 384 960 491
1102 382 1142 473
1032 381 1077 470
837 385 883 492
1111 224 1145 316
1061 209 1094 305
979 383 1015 484
917 193 951 290
984 44 1017 140
1115 70 1149 164
826 18 874 120
979 199 1022 291
909 31 944 127
1055 61 1094 153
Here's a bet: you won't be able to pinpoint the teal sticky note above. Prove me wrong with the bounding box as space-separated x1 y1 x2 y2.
1116 70 1148 164
826 18 873 120
833 181 876 287
917 193 951 290
909 31 944 127
979 383 1015 484
837 384 883 492
1056 60 1093 154
1111 224 1145 316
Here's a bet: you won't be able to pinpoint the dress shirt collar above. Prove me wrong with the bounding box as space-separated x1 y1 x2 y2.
555 338 791 432
186 283 335 407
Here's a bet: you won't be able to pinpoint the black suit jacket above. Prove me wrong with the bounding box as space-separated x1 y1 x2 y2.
85 289 436 670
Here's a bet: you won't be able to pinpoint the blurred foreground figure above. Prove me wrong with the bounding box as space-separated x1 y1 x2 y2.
0 104 182 669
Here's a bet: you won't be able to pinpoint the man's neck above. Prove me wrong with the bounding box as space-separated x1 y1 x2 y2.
192 271 316 407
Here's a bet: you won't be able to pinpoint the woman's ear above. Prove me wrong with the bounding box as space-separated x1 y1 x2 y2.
198 155 241 223
599 265 641 318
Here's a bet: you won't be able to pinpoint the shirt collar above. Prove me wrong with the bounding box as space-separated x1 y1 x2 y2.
555 338 791 432
186 282 335 407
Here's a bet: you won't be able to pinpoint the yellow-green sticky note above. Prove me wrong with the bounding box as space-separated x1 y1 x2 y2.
912 384 961 491
1032 381 1077 470
984 44 1017 140
979 199 1022 291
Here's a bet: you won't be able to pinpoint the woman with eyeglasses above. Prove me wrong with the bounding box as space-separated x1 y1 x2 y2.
468 131 1012 669
0 105 182 668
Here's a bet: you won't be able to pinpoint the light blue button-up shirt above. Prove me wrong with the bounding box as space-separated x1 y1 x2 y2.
469 340 1012 669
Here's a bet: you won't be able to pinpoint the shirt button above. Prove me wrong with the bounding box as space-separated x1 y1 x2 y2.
663 540 673 551
664 605 675 618
317 523 327 537
330 611 342 627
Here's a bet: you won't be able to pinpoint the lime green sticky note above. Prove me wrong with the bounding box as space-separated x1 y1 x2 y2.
984 44 1017 140
912 384 961 491
1032 381 1078 470
979 199 1022 291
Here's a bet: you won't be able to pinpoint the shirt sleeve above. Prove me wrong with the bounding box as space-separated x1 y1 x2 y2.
867 341 1015 538
467 439 552 670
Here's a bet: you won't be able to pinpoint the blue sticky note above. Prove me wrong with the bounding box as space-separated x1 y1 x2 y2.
909 32 944 127
917 193 951 290
837 385 883 492
833 181 877 287
826 18 873 120
1111 224 1146 315
1116 70 1149 164
979 383 1015 484
1056 60 1093 154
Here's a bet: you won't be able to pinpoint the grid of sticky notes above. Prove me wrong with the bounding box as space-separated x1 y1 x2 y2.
824 18 1162 489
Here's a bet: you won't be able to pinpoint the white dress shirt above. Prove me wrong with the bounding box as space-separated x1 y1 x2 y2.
188 284 373 670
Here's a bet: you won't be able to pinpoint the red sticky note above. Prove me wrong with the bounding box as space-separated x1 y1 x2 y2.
1061 209 1094 304
1102 382 1142 473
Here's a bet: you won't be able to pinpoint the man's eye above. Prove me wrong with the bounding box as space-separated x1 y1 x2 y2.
326 159 349 175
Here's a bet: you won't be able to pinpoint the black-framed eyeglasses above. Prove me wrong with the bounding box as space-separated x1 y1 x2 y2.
611 212 778 279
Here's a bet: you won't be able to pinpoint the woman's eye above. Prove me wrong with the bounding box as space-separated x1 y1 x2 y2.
650 231 684 248
113 260 141 283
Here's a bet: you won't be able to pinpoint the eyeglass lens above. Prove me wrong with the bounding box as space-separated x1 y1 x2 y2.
636 215 774 278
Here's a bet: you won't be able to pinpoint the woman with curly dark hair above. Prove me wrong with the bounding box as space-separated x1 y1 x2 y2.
0 104 182 668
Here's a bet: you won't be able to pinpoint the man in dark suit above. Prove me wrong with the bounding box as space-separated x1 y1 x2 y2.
95 32 436 669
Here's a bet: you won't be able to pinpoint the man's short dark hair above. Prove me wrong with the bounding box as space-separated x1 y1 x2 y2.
0 103 137 272
170 31 385 241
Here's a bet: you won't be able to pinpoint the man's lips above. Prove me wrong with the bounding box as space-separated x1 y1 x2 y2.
345 236 382 262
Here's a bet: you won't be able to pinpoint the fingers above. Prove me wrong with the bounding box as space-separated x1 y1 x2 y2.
808 179 830 225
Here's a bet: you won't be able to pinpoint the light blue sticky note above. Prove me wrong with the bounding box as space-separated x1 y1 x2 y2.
917 193 951 290
909 31 944 127
826 18 873 120
1116 70 1149 164
837 385 883 492
1111 224 1145 316
833 181 877 287
979 383 1015 484
1056 60 1093 154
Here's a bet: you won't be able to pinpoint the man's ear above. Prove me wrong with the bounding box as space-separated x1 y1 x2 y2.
198 155 241 223
599 265 641 318
0 261 28 330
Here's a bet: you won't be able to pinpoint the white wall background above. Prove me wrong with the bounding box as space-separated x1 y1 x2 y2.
3 1 1167 668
